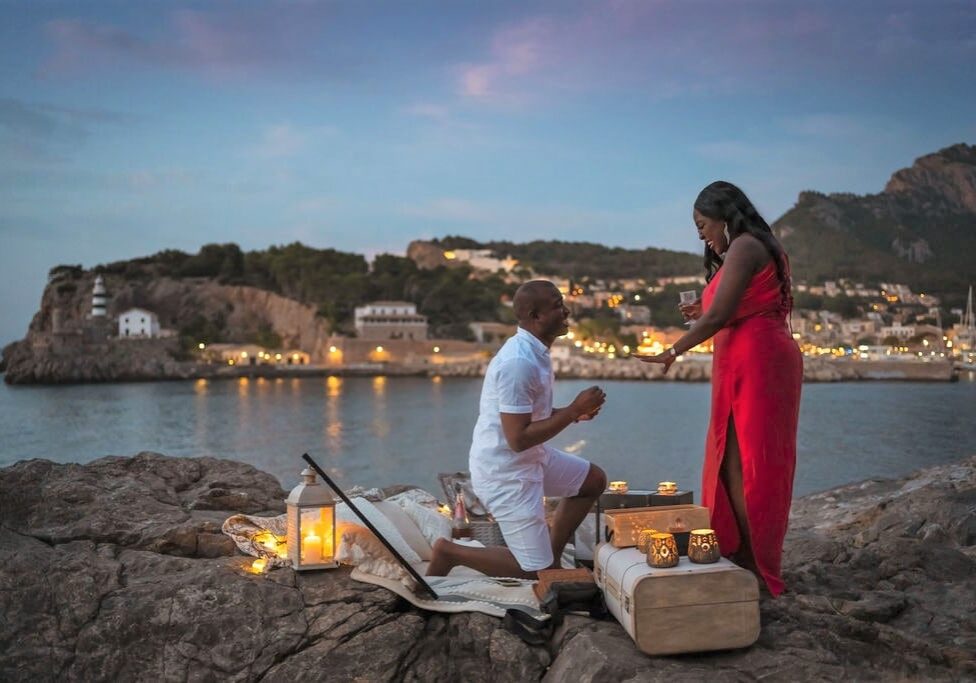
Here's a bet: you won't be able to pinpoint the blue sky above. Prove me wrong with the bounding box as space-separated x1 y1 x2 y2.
2 0 975 346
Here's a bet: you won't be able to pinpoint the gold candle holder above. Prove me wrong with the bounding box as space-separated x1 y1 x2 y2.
636 528 659 554
688 528 720 564
657 481 678 495
647 532 679 568
608 480 629 494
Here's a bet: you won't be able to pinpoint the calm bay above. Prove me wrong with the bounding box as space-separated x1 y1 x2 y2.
2 375 974 499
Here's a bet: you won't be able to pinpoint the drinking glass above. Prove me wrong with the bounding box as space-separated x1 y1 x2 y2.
679 290 698 326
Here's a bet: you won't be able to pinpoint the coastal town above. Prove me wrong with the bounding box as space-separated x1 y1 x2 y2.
15 242 973 385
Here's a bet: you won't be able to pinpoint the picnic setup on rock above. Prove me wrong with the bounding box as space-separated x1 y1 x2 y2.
3 450 975 681
224 453 759 658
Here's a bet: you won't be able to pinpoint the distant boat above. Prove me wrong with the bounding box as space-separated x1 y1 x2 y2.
955 285 976 370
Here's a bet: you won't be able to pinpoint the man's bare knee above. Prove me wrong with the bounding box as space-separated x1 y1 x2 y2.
577 464 607 498
431 537 455 560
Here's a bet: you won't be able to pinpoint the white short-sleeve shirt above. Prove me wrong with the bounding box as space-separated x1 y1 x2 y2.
469 327 555 518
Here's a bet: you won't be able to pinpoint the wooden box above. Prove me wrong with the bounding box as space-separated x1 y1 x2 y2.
593 490 694 545
599 489 657 511
603 504 711 548
595 545 760 656
647 491 694 506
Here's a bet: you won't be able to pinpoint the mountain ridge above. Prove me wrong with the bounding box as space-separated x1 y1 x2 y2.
774 143 976 306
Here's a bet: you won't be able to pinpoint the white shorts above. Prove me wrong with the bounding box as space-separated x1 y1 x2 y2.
473 448 591 572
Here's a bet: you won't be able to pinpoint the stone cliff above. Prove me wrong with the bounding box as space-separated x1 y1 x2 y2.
1 452 973 681
885 143 976 214
2 269 332 384
775 142 976 291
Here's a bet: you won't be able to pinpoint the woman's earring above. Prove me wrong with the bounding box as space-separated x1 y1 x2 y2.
723 223 731 243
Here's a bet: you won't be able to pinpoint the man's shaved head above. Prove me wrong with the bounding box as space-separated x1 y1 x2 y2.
513 280 560 323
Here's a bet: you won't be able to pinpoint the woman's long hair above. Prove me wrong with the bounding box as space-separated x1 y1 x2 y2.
694 181 792 310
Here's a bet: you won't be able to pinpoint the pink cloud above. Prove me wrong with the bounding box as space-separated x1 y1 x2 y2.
451 2 976 106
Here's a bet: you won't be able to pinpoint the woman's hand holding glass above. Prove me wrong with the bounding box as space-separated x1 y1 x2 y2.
679 291 702 325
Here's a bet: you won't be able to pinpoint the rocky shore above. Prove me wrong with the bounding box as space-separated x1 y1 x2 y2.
437 356 957 383
2 452 974 681
3 338 956 384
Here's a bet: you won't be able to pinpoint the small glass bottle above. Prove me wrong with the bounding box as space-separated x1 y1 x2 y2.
451 484 472 540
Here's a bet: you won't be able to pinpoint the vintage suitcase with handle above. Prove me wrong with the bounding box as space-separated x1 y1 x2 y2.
595 544 760 656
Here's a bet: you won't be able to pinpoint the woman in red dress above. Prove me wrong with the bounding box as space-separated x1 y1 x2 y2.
636 181 802 596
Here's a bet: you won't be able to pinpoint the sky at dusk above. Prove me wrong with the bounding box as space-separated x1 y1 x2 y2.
2 0 975 346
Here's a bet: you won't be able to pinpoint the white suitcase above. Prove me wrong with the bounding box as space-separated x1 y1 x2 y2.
595 544 760 656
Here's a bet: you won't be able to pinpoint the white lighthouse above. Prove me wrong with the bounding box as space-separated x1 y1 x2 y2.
91 275 107 317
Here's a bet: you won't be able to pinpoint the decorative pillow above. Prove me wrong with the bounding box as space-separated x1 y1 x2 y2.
374 500 433 561
336 497 421 566
385 488 440 508
398 500 452 548
336 524 410 583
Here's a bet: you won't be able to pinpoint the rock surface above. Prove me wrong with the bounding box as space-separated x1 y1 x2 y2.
2 452 974 681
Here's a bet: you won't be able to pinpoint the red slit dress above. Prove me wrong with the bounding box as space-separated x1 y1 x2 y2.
700 257 803 596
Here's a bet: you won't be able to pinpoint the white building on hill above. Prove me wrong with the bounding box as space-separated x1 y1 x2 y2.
444 249 519 273
354 301 428 340
119 308 161 339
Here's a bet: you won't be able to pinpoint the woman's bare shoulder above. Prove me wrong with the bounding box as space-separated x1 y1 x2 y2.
730 233 772 266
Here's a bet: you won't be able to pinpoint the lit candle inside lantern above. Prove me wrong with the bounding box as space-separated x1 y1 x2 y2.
608 480 629 493
251 558 267 573
320 509 334 560
303 531 322 564
657 481 678 495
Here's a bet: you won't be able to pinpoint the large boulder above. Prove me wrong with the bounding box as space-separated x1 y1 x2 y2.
1 452 974 681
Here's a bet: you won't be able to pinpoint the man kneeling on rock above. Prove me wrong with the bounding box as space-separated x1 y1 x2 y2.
427 280 607 578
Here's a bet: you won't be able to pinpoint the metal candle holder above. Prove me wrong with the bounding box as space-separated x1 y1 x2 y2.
688 528 720 564
647 532 679 568
636 528 659 554
657 481 678 495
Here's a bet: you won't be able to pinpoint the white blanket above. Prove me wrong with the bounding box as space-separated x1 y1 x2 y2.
222 487 569 618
